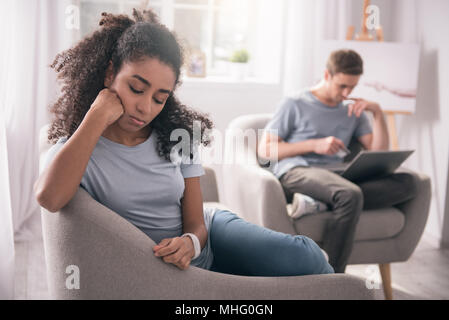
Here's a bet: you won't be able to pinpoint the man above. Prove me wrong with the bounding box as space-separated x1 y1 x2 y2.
258 49 417 273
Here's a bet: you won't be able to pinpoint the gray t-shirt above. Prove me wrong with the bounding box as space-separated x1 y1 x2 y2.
44 131 216 269
264 90 372 178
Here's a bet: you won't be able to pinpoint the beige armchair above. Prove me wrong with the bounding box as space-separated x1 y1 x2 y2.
38 124 375 300
222 114 432 300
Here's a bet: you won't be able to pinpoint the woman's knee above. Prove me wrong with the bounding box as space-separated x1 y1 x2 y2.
290 235 334 275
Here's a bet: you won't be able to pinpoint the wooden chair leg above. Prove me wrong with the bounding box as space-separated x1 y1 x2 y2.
379 263 393 300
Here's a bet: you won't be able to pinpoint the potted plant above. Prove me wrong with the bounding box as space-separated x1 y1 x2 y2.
229 49 250 80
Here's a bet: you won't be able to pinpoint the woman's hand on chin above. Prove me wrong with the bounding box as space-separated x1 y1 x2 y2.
88 88 125 127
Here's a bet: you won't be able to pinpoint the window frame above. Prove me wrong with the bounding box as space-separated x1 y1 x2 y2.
76 0 286 84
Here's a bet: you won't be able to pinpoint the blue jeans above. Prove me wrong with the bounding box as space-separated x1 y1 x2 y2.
209 210 334 276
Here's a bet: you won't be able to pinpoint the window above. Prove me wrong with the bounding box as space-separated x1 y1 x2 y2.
77 0 284 82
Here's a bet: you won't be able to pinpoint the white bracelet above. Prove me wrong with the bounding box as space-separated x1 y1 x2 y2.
181 233 201 259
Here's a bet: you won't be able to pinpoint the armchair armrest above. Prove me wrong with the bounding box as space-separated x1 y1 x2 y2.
393 167 432 261
200 166 219 203
222 163 297 235
42 187 374 299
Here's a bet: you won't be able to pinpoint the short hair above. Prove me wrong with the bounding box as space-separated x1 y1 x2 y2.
326 49 363 76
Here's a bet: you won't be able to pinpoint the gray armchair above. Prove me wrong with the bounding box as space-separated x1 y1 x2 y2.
38 125 374 300
222 114 432 300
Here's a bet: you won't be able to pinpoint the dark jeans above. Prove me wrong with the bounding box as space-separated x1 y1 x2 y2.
279 167 417 273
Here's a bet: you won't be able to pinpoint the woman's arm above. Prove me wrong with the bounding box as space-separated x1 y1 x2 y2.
181 177 208 248
153 176 207 270
34 112 107 212
34 89 124 212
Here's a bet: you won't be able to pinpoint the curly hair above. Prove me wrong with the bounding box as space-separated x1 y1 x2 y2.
48 8 213 160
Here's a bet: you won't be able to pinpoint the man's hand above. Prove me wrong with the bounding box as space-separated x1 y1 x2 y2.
153 236 195 270
347 98 382 118
313 136 346 155
348 98 389 150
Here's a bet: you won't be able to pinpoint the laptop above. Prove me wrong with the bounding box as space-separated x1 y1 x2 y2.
313 150 414 182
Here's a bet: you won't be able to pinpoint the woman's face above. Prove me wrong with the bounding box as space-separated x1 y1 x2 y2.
105 56 176 133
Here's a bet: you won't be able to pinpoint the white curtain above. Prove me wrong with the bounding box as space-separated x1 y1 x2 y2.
0 0 75 299
0 108 15 299
282 0 353 95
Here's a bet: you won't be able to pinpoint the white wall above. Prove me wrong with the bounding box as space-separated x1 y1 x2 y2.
389 0 449 247
177 80 283 133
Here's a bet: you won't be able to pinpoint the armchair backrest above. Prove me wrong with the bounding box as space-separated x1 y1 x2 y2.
39 124 52 173
225 113 273 167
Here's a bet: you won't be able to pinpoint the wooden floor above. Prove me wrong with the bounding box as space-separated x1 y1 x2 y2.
14 234 449 300
345 237 449 300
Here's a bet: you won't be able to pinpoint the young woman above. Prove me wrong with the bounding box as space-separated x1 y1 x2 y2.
35 9 333 276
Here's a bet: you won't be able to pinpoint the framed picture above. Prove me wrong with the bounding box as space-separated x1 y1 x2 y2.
187 50 206 78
